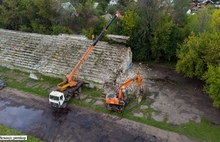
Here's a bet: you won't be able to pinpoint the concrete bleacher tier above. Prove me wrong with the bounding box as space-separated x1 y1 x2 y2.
0 29 132 86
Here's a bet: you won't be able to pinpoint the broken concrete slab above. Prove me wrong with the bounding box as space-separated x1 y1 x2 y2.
25 81 39 87
93 100 105 106
29 73 39 80
133 112 144 118
85 98 92 103
151 112 165 122
79 94 87 100
106 34 129 43
140 105 148 110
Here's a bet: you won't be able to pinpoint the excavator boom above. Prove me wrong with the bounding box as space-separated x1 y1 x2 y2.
118 73 142 100
106 73 143 112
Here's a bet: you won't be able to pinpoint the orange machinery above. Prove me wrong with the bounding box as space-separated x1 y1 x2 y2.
49 11 122 108
106 73 143 112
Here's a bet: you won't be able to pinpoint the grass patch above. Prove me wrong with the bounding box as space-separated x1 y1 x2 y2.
81 86 103 97
178 119 220 142
5 78 49 97
40 74 63 84
0 124 42 142
0 67 62 98
0 66 10 72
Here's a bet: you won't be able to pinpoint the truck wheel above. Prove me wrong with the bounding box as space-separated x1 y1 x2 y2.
107 104 112 110
119 106 124 113
78 87 82 93
62 103 67 108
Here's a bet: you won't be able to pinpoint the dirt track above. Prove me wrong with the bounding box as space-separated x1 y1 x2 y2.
0 88 195 142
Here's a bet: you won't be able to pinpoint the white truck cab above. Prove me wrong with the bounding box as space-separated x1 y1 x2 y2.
49 91 65 108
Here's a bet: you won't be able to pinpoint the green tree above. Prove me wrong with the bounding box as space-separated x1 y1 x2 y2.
54 1 77 27
0 0 58 34
0 0 21 30
75 0 97 33
118 0 130 7
203 65 220 108
210 9 220 32
202 32 220 108
183 7 212 37
96 1 108 15
176 24 220 108
176 33 207 78
151 16 174 62
125 0 179 62
128 0 162 61
172 0 191 25
203 32 220 66
29 0 56 34
176 9 220 79
122 10 139 36
82 16 107 40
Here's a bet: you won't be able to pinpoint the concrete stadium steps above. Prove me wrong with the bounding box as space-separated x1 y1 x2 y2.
0 29 132 86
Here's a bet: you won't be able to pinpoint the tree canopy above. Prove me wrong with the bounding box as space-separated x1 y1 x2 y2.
176 7 220 107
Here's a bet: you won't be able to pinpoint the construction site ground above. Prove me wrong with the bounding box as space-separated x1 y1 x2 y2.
0 63 220 142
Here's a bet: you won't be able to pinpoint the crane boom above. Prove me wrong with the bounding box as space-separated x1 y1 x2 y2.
57 11 121 92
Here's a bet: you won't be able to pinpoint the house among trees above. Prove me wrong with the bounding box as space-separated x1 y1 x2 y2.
200 0 214 7
108 0 118 6
214 1 220 8
165 0 173 3
61 2 75 10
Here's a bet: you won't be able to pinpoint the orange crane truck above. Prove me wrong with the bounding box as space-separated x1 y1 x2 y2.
106 73 143 112
49 11 122 108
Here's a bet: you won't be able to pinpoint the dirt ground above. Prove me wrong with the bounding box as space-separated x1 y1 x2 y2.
0 88 194 142
0 63 220 142
112 63 220 125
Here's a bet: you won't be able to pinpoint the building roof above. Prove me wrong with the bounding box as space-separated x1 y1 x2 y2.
61 2 75 10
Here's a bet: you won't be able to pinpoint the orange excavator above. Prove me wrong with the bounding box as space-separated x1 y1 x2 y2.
49 11 122 108
106 73 143 112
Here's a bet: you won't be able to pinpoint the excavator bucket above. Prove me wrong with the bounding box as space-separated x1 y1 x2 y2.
138 95 143 104
136 86 144 104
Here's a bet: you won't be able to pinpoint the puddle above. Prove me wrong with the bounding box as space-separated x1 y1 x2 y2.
0 100 43 133
0 99 166 142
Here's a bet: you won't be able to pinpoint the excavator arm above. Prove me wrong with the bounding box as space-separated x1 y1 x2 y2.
57 11 122 92
118 73 143 101
106 73 143 112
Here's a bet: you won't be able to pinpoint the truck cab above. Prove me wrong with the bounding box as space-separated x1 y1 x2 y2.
49 91 65 108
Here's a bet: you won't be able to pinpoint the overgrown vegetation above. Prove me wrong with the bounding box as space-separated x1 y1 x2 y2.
176 9 220 108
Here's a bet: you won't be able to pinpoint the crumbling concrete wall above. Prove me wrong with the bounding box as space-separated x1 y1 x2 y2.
0 29 132 87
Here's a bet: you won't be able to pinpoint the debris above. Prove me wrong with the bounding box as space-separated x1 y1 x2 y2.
29 73 38 80
106 34 130 43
